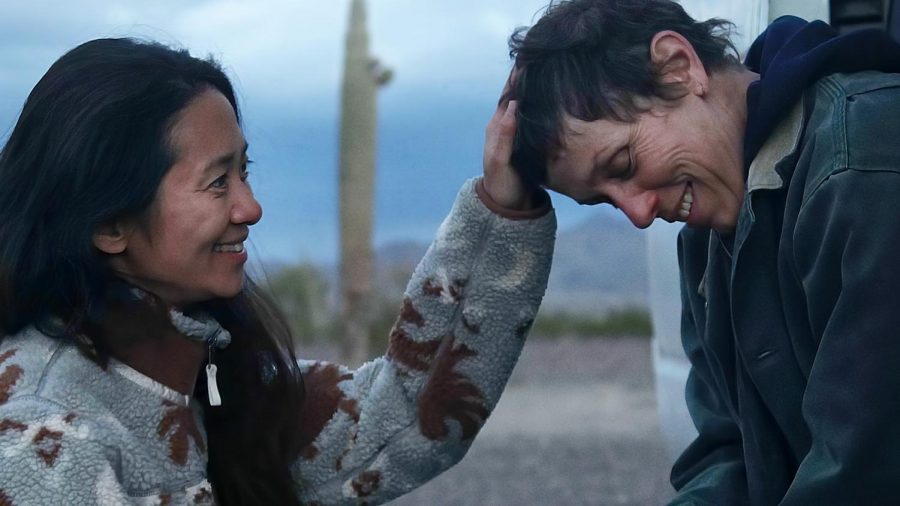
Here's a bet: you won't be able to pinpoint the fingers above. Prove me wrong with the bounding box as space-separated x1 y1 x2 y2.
498 67 520 106
495 100 517 162
483 99 531 210
484 100 517 173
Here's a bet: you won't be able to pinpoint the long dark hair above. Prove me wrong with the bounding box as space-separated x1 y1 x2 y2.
0 38 304 505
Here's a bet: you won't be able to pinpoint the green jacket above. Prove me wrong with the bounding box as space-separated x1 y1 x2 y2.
671 71 900 505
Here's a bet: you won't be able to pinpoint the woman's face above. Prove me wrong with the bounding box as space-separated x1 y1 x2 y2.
545 93 746 232
108 89 261 306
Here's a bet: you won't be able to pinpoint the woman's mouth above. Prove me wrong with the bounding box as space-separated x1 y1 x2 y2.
214 242 245 253
678 183 693 220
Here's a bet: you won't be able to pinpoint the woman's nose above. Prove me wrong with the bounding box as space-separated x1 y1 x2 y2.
231 181 262 226
615 191 658 229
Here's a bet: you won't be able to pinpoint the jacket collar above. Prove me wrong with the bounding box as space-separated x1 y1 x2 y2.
696 97 805 300
746 98 805 193
122 284 232 349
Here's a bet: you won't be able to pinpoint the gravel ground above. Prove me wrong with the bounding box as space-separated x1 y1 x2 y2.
300 337 676 505
387 337 675 506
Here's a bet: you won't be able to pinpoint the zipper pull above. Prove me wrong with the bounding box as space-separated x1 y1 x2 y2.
206 345 222 406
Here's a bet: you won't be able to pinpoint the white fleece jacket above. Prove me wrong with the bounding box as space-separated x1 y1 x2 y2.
0 178 556 505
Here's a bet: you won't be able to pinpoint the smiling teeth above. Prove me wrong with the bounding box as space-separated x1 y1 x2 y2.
214 243 244 253
678 185 693 219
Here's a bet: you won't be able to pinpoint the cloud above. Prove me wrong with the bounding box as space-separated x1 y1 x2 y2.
366 1 548 88
0 0 552 110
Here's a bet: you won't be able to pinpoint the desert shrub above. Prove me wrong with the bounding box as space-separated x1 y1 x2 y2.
266 263 331 346
532 307 653 338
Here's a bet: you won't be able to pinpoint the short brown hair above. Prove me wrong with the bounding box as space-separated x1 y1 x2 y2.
506 0 740 186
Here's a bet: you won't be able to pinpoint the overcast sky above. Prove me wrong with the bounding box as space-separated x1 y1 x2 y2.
0 1 546 100
0 1 761 266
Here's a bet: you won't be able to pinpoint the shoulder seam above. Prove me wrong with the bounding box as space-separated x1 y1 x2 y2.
798 167 900 219
34 340 68 396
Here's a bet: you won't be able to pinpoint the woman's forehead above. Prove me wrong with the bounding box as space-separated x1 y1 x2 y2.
168 91 244 163
556 115 627 157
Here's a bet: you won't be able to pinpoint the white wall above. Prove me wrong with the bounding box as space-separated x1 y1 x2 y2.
769 0 830 22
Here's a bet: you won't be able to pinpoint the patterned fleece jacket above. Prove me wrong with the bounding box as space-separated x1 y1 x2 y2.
0 178 556 505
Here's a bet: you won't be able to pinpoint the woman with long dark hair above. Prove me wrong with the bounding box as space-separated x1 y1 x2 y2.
0 38 554 504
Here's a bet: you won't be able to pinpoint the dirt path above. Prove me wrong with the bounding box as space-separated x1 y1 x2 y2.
389 337 676 505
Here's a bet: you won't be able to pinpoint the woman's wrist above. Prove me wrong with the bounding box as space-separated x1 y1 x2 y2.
475 178 550 220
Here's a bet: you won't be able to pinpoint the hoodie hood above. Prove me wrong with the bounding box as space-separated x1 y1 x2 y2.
743 16 900 169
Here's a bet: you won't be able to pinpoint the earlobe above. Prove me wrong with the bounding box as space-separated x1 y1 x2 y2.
93 221 131 254
649 30 709 97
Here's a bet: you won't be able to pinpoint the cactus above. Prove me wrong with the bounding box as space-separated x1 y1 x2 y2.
338 0 391 365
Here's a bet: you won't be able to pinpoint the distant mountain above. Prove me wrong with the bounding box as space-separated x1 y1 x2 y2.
371 211 649 317
543 212 648 315
375 240 429 271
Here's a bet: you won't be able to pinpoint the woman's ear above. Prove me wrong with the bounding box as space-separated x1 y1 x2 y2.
649 30 709 97
93 220 132 254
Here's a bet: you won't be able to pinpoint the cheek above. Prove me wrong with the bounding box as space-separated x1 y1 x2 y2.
639 143 694 186
635 119 691 163
632 149 672 185
145 220 216 271
160 200 225 243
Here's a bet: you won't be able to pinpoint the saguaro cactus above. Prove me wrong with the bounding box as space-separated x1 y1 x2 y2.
338 0 391 365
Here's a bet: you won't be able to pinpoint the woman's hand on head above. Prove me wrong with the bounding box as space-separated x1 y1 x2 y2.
482 93 534 211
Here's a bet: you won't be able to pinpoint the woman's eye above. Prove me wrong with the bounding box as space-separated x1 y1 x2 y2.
240 160 253 182
209 174 228 189
611 148 633 180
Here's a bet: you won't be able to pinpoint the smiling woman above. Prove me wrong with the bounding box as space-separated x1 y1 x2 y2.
0 38 555 505
98 90 260 305
505 0 900 503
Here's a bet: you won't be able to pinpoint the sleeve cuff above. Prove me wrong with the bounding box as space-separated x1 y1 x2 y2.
475 178 552 220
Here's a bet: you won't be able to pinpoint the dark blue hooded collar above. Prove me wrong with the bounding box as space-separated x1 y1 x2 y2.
742 16 900 170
